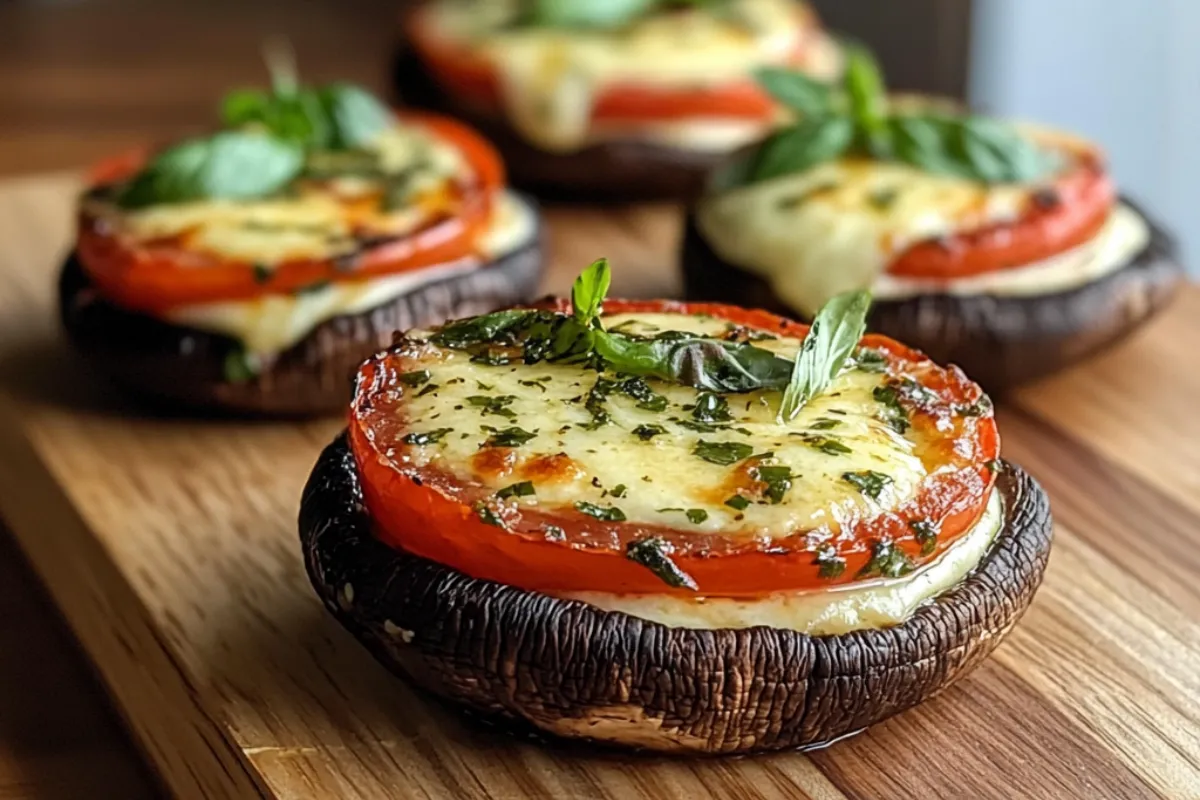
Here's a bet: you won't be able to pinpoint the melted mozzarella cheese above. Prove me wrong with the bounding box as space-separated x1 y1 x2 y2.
694 132 1137 315
423 0 841 152
397 312 932 538
88 124 469 266
873 203 1149 299
559 488 1003 633
165 191 537 357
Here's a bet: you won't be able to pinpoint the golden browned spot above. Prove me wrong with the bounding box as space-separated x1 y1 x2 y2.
519 452 585 485
471 447 517 480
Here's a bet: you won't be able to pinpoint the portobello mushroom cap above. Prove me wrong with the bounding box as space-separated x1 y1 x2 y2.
681 201 1184 393
300 433 1053 755
58 225 543 417
393 46 724 202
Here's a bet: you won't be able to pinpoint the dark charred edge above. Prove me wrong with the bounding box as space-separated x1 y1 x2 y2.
58 221 544 418
300 434 1053 755
681 200 1184 394
392 45 726 203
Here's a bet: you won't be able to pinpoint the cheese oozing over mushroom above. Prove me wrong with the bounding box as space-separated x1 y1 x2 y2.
419 0 842 152
695 135 1149 316
386 310 997 632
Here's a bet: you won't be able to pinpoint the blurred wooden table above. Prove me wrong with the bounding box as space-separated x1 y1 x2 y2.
0 1 398 795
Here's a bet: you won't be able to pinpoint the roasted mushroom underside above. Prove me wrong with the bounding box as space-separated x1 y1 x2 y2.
59 229 543 417
681 202 1183 393
300 433 1053 754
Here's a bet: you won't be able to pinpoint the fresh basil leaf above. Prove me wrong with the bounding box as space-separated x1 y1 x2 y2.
890 114 1053 184
118 131 303 208
524 0 657 29
572 258 611 326
222 88 334 149
753 67 833 117
594 334 794 393
321 83 393 149
844 44 887 137
626 537 698 590
750 116 854 184
431 309 537 348
778 290 871 422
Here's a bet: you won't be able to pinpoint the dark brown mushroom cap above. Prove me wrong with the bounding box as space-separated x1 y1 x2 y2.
58 222 543 417
393 46 723 203
300 433 1052 755
681 201 1183 393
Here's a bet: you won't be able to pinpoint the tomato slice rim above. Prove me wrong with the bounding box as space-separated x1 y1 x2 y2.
886 150 1118 280
76 112 507 314
349 299 1000 598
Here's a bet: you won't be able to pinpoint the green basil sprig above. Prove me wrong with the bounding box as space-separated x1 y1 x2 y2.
736 45 1056 187
431 260 872 417
116 46 393 208
777 290 870 422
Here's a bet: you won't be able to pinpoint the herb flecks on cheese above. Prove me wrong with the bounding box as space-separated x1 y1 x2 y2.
385 309 933 542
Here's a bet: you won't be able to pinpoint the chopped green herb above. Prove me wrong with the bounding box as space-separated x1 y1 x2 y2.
814 545 846 579
399 369 431 388
294 279 331 296
543 525 566 541
483 427 537 448
496 481 536 500
858 540 915 579
632 424 667 441
956 396 994 417
686 509 709 524
222 348 258 384
626 537 698 590
693 440 754 466
252 263 273 284
909 519 938 555
611 483 628 498
575 501 626 522
811 417 841 430
675 418 726 433
692 392 732 424
855 348 889 373
802 434 852 456
657 507 684 513
842 469 893 499
416 383 439 397
475 380 495 390
467 395 518 420
402 428 454 446
475 502 505 529
868 186 899 210
752 464 794 504
725 494 750 511
872 384 911 434
518 378 550 392
470 349 515 366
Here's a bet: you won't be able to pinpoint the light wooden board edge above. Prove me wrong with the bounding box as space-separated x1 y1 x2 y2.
0 396 268 800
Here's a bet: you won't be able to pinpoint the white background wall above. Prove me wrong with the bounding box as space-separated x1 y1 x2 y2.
970 0 1199 271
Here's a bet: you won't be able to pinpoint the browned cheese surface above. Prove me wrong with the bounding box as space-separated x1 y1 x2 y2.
0 167 1197 798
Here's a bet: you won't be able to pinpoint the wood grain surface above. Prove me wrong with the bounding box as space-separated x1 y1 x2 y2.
0 171 1197 799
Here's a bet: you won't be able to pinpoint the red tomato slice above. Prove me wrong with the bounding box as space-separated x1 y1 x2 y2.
886 152 1117 279
349 300 1000 598
76 113 506 314
404 8 800 124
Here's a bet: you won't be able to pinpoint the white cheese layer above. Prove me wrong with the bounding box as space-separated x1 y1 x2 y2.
165 191 537 357
422 0 841 152
873 203 1149 299
396 311 934 538
694 136 1131 316
559 487 1003 634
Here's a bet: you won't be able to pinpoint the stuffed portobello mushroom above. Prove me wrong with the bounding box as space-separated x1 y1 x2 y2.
300 259 1053 754
62 69 541 416
682 50 1183 392
396 0 842 200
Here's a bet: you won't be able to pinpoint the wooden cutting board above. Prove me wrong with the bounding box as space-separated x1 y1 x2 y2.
0 172 1197 800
